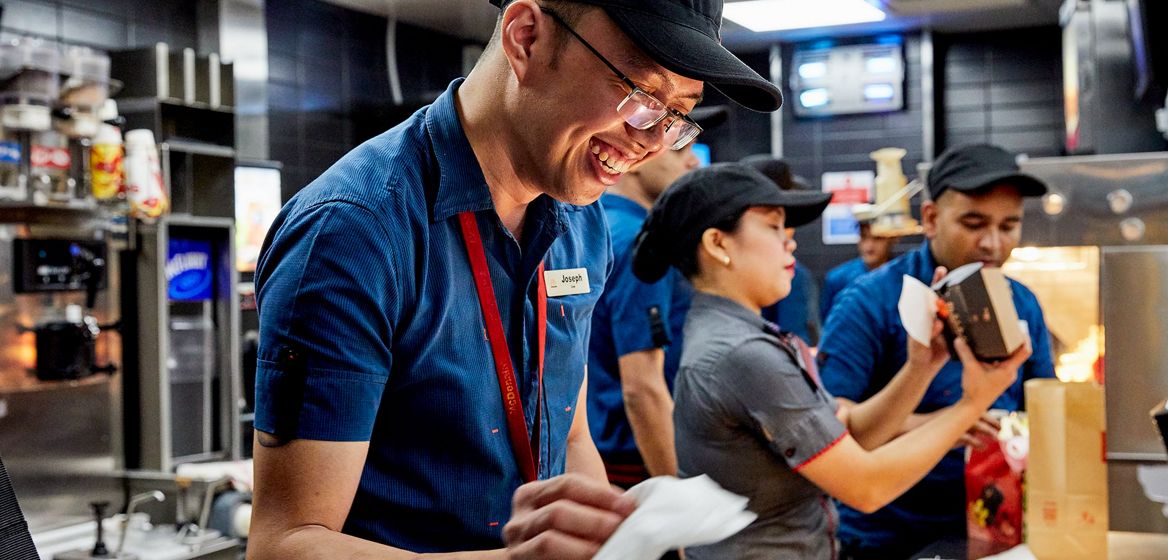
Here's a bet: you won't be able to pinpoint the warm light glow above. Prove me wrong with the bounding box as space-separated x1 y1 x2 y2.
1005 246 1089 271
16 333 35 371
1056 325 1103 383
724 0 887 32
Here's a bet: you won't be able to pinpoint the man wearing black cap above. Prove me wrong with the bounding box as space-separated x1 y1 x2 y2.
249 1 782 559
741 155 823 344
586 106 725 491
818 144 1056 559
820 220 899 321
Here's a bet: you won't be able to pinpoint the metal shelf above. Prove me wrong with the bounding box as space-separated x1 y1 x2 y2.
162 139 236 159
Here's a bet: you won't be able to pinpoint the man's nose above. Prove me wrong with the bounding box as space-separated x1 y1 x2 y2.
628 120 667 154
978 229 1001 255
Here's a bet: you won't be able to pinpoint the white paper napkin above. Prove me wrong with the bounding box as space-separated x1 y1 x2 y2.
592 475 757 560
899 274 938 346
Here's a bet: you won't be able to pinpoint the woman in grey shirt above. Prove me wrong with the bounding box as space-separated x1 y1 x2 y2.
630 163 1031 559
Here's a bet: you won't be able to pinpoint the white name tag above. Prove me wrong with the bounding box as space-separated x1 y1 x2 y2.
544 267 591 297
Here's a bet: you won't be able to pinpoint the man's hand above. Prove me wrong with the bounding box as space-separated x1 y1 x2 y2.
504 473 636 560
955 337 1031 412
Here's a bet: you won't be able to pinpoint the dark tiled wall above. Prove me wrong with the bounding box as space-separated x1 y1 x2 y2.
938 27 1064 157
1 0 197 51
266 0 472 200
267 0 390 200
779 35 928 288
698 49 773 164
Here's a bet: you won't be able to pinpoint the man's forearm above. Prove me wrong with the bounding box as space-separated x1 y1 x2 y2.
616 349 677 477
624 387 677 476
249 523 507 560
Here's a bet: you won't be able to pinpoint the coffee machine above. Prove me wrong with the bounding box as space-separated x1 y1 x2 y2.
0 214 125 533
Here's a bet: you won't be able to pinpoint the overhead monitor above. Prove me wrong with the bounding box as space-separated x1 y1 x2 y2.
790 41 905 118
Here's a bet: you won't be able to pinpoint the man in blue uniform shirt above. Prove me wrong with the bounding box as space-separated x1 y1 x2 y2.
820 221 898 321
588 107 726 487
818 144 1057 560
247 1 783 559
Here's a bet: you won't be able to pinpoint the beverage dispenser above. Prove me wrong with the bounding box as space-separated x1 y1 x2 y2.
0 36 59 203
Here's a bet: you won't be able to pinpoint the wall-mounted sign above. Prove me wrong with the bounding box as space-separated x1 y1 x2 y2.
167 238 213 301
821 170 874 245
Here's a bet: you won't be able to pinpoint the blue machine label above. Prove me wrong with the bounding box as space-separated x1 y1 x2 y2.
0 141 21 164
167 239 213 301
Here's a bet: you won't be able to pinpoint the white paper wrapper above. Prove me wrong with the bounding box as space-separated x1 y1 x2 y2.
592 475 756 560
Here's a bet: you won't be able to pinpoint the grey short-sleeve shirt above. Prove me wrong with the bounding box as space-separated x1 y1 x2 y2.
676 293 848 560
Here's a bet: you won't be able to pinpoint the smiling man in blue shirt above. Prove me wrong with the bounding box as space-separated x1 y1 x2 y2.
818 144 1056 560
247 1 783 559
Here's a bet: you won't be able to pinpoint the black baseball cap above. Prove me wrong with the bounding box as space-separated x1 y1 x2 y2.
632 163 832 282
739 154 813 191
927 144 1047 201
489 0 782 112
689 105 729 130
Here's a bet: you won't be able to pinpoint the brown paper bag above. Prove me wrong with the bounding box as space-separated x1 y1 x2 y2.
1025 379 1108 559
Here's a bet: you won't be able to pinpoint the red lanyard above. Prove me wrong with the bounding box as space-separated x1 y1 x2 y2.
458 211 547 483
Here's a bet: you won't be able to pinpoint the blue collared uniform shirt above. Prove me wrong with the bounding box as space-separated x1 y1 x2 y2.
820 256 869 321
817 242 1055 548
587 193 692 461
762 262 819 344
254 79 612 552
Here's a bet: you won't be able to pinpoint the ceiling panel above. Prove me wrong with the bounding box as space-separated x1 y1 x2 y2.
319 0 1064 48
323 0 498 42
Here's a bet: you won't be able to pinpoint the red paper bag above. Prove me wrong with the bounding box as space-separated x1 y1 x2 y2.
966 415 1027 553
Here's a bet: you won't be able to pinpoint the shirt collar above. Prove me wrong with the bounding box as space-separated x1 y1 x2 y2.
601 193 649 220
426 78 495 223
425 79 570 236
908 241 940 283
690 291 768 331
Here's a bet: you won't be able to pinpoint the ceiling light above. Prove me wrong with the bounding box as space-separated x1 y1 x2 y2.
798 61 828 79
724 0 887 32
799 88 830 108
863 83 895 101
865 56 897 74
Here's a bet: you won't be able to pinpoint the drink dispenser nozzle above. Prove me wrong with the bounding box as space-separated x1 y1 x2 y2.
89 501 110 558
70 242 106 309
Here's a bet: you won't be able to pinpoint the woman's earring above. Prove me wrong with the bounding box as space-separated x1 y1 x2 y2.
723 255 731 266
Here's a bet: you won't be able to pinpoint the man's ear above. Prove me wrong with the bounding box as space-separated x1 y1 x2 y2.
498 1 547 84
921 200 939 239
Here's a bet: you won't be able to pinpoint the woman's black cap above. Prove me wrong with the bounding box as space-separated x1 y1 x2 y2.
632 163 832 283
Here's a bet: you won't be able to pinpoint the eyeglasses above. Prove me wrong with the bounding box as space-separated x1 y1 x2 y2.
541 8 702 151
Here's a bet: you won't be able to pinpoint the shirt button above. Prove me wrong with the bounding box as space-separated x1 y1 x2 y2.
784 447 796 458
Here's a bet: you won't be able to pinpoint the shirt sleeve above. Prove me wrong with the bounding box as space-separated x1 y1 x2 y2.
1019 291 1057 382
817 282 887 402
607 262 675 358
253 200 399 442
820 270 843 322
721 339 847 470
